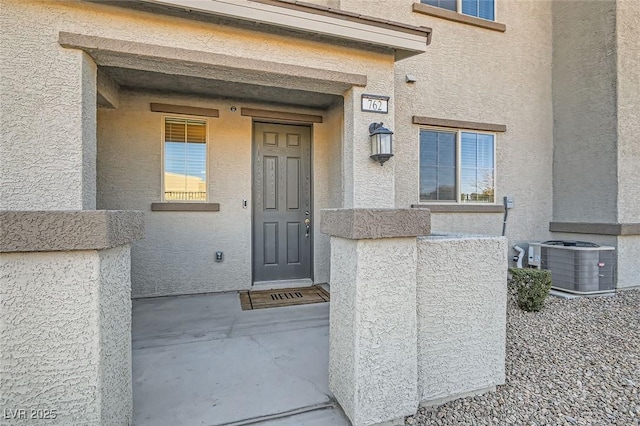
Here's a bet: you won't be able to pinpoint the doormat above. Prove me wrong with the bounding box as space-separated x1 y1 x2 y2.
239 286 330 310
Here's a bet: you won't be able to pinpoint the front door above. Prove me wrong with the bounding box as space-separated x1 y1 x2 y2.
253 122 312 283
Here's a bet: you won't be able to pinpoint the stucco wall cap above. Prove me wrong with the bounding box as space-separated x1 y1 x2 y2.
420 233 507 242
320 208 430 239
0 210 145 252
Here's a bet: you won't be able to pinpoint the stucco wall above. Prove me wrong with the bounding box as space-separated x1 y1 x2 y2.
98 91 344 296
0 0 392 296
328 237 358 422
313 102 345 284
327 229 508 425
329 236 418 426
0 247 132 425
1 0 393 209
0 0 97 210
616 236 640 289
616 0 640 224
552 0 618 223
416 234 508 404
98 246 133 425
323 0 554 245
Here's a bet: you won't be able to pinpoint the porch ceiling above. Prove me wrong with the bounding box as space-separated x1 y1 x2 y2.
102 66 341 109
60 32 364 108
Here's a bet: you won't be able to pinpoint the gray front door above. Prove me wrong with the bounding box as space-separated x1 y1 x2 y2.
253 122 312 283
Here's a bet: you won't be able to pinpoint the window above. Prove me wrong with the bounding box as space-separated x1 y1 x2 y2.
421 0 495 21
163 117 207 201
422 0 456 12
420 129 495 203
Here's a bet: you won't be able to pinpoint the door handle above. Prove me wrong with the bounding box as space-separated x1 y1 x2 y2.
305 218 310 237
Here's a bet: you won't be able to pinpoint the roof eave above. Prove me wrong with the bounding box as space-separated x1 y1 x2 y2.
137 0 431 60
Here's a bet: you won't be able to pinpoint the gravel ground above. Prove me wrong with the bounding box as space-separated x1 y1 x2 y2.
406 289 640 426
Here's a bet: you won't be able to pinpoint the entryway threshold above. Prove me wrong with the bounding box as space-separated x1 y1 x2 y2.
218 401 347 426
252 278 314 290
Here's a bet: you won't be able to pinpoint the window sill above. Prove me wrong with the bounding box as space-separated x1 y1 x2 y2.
412 3 506 33
412 204 504 213
151 203 220 212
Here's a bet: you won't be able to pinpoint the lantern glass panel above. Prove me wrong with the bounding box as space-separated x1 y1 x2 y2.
371 134 380 156
380 133 392 154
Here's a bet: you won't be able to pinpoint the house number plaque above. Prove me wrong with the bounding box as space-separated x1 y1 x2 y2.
361 94 389 114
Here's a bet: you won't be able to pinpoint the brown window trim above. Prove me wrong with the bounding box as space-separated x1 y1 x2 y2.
151 103 219 118
413 116 506 132
412 3 506 33
412 204 504 213
151 203 220 212
241 108 323 123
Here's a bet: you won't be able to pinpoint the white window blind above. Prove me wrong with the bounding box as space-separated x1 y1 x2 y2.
164 118 207 201
422 0 495 21
420 129 495 203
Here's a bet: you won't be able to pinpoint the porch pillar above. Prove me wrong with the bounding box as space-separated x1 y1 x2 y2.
1 48 98 210
1 33 142 425
0 211 144 426
342 83 395 209
321 208 431 426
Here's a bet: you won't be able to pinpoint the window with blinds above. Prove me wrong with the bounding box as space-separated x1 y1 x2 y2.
163 118 207 201
420 129 495 203
421 0 495 21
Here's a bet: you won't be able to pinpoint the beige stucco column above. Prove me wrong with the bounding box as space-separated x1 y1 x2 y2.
0 211 144 426
321 208 431 426
342 67 396 209
1 46 97 210
1 22 143 424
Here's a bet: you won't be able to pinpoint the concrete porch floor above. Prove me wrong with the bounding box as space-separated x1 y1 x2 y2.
132 292 350 426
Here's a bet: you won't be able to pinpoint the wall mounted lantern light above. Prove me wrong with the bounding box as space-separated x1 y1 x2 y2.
369 122 394 166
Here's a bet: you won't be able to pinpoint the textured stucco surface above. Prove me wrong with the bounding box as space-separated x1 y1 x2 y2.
0 0 97 210
343 0 553 243
328 237 359 422
312 103 345 284
2 0 394 296
98 246 132 426
0 246 132 425
616 0 640 224
98 91 345 296
321 208 430 239
616 236 640 290
334 0 554 245
552 0 618 223
59 31 368 96
2 0 392 218
0 210 144 252
329 236 418 426
416 235 508 404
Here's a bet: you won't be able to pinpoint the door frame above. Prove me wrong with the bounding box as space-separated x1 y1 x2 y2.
251 119 314 286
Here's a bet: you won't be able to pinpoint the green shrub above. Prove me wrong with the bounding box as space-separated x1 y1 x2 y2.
508 268 552 312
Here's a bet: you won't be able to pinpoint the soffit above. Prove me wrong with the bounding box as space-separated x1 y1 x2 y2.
128 0 431 60
103 66 341 109
60 32 366 105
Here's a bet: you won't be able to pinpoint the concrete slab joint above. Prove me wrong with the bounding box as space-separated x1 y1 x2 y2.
0 210 145 252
